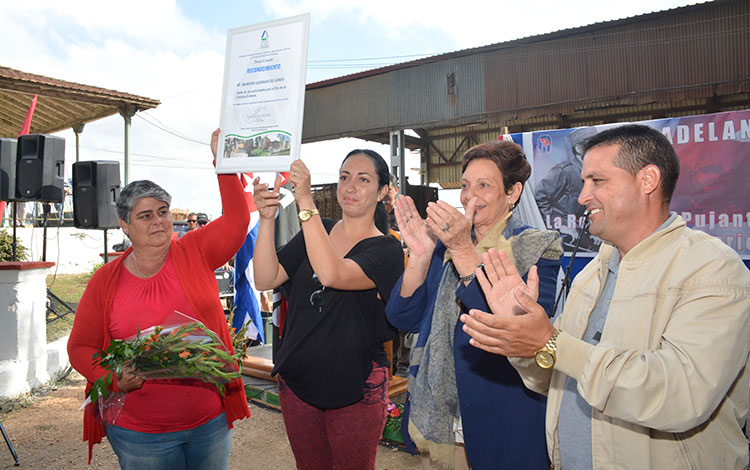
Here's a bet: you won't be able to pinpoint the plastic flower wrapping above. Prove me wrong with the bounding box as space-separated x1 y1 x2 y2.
85 310 249 425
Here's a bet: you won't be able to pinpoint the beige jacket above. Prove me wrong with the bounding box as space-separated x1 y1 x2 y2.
512 216 750 469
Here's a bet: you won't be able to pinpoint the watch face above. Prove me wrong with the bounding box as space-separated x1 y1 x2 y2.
299 210 311 222
535 350 554 369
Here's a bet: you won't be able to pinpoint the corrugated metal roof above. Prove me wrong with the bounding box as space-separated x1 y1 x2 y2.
306 1 718 91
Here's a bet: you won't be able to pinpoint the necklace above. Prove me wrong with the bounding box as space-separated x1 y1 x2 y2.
130 250 164 278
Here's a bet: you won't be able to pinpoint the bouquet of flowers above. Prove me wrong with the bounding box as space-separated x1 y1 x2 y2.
385 401 404 433
86 310 249 424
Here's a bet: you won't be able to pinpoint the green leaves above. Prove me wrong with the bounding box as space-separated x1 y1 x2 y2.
86 321 248 403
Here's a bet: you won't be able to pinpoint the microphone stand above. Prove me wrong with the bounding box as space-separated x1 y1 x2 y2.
552 210 590 314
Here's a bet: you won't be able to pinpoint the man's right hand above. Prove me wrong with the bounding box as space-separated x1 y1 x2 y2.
460 249 555 358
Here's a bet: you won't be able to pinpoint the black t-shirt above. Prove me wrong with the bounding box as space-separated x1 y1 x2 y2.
272 218 404 408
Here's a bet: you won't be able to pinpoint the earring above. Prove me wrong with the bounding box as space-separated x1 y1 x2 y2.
509 201 516 210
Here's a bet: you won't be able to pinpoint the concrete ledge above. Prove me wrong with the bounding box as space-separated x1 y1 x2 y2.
0 261 55 398
0 261 56 270
46 334 70 377
0 358 50 398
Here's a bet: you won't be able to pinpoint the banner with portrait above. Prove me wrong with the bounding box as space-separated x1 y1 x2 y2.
505 110 750 259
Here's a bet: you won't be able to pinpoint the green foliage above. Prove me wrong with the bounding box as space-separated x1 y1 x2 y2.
88 322 248 404
89 261 104 275
0 228 29 262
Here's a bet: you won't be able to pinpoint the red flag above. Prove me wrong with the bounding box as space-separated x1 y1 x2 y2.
19 94 38 137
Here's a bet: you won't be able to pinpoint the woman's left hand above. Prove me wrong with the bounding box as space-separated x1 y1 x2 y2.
210 128 220 165
425 198 476 252
288 159 312 202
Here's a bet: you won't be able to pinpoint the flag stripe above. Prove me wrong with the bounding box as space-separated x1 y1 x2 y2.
232 173 264 342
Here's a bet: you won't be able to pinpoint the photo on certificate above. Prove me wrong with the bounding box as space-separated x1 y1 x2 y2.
216 13 310 174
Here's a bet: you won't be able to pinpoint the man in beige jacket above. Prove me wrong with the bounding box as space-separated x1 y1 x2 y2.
460 124 750 469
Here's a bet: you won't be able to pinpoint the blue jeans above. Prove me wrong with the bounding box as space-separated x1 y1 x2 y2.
105 412 232 470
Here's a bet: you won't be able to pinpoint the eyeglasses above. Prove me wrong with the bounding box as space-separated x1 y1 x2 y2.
309 273 325 312
198 221 207 226
187 219 198 223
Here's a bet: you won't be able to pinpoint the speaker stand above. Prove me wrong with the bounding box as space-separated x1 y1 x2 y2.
0 419 20 466
11 202 17 262
42 203 50 262
103 229 109 264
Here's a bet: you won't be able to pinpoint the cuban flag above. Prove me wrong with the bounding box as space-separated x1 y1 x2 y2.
232 172 290 343
233 172 264 342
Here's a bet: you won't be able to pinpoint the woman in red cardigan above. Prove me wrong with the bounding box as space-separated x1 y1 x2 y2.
67 130 250 469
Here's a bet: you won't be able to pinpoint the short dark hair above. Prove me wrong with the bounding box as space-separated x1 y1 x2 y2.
116 180 171 223
581 124 680 203
461 141 531 193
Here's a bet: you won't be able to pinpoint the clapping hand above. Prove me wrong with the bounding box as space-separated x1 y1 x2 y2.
425 198 476 253
394 196 436 257
460 249 555 357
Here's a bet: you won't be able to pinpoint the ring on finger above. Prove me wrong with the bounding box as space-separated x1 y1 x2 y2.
442 223 450 232
293 171 299 176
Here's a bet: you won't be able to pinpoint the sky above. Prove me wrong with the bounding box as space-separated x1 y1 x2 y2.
0 0 700 217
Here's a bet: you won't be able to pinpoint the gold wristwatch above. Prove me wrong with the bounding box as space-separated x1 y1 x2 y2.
298 208 320 222
534 329 561 369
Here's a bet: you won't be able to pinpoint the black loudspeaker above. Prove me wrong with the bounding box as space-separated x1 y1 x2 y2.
16 134 65 202
0 138 17 201
73 161 121 229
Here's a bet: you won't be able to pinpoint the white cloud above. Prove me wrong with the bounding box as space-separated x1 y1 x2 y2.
0 0 229 215
263 0 700 49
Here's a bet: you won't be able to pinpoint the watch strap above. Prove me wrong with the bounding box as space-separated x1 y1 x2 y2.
459 263 484 283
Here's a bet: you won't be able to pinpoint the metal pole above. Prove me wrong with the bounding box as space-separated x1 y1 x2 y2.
11 202 17 261
119 106 136 185
42 203 50 261
0 419 20 466
389 130 406 195
73 123 85 163
103 229 108 264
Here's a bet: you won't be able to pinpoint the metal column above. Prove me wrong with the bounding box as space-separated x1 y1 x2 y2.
389 130 406 194
119 106 137 185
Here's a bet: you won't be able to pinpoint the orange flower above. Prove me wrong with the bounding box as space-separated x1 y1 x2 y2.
178 350 191 359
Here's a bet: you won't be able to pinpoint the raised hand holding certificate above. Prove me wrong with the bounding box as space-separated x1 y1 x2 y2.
216 14 310 173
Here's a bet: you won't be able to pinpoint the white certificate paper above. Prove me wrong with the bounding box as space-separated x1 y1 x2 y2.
216 14 310 173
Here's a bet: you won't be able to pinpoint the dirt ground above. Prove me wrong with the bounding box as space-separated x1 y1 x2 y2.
0 375 421 470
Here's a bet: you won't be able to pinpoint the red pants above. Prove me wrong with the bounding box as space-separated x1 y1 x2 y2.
278 364 388 470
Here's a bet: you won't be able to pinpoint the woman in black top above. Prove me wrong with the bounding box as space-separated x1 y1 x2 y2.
253 150 404 470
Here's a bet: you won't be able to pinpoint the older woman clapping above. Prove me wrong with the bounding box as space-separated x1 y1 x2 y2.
386 141 562 470
67 129 250 469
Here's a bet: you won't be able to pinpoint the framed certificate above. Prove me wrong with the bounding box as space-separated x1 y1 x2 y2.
216 14 310 173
